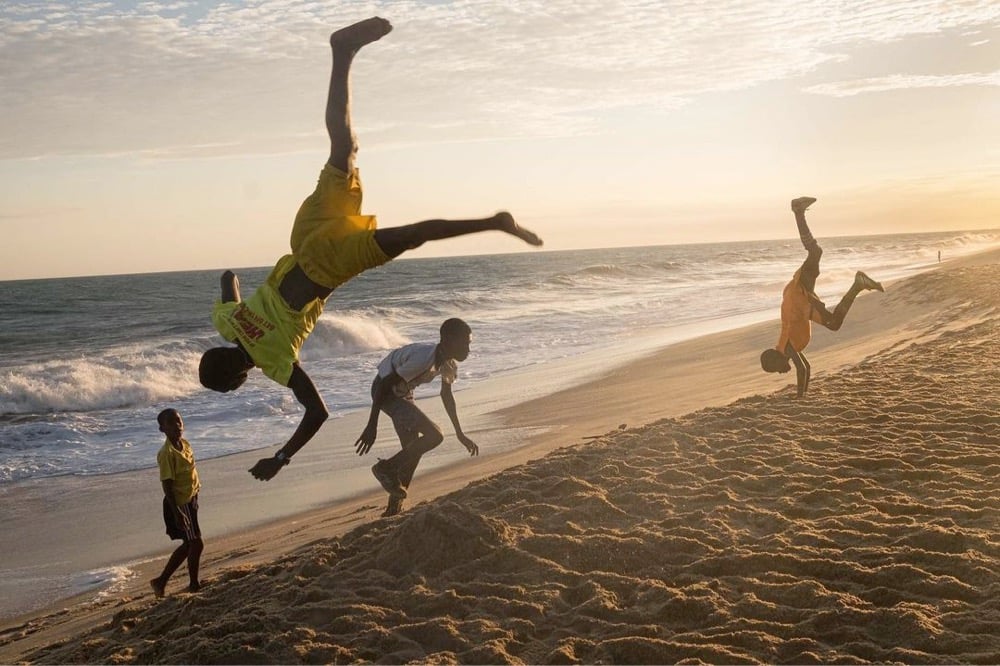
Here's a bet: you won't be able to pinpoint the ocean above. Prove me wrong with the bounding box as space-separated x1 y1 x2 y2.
1 230 998 486
2 229 1000 621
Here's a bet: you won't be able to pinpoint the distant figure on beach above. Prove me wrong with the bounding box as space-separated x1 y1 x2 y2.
150 409 203 597
760 197 884 397
198 17 542 482
355 318 478 517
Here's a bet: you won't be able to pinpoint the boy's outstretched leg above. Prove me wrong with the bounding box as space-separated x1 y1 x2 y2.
150 542 190 598
326 17 393 172
374 211 542 258
855 271 883 293
791 196 821 293
322 17 542 262
822 270 884 331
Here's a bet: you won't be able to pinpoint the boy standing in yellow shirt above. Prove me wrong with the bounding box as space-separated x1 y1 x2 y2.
150 408 203 597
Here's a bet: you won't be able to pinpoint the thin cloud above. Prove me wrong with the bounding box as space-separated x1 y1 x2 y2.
1 0 999 159
805 71 1000 97
0 206 85 223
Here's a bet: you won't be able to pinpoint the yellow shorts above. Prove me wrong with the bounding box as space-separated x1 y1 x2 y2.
291 166 391 289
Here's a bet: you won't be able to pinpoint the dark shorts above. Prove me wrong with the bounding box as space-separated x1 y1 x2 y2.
162 494 201 542
384 394 428 439
372 378 432 443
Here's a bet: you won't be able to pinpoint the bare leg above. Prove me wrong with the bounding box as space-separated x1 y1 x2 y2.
791 197 821 293
150 542 190 597
789 196 882 332
326 17 393 172
374 212 543 258
323 19 542 258
186 538 204 591
821 271 883 331
784 342 810 397
791 197 819 251
390 429 444 488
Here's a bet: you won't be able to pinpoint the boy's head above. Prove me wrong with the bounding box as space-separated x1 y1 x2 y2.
199 347 250 392
759 348 791 373
158 408 184 442
439 318 472 362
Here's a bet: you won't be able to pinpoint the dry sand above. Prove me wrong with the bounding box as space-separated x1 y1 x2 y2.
2 252 999 664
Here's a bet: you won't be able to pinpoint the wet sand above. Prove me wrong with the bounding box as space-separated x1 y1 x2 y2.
3 250 999 664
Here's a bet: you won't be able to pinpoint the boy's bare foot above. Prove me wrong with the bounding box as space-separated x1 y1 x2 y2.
855 270 884 292
494 212 543 247
372 459 407 499
149 578 165 598
381 495 404 517
186 581 202 593
330 17 392 53
791 196 817 213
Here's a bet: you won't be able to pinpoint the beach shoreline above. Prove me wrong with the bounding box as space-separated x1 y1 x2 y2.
2 248 998 663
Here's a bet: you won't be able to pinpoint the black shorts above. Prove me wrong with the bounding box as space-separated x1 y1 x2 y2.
162 494 201 542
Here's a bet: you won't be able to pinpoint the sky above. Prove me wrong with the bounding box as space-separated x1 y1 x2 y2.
1 0 998 280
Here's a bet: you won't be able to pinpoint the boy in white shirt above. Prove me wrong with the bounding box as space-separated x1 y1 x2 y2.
355 318 478 516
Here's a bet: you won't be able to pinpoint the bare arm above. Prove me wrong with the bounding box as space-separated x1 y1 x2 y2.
441 382 478 456
220 270 241 303
248 364 329 481
355 373 402 455
282 364 330 457
784 342 810 398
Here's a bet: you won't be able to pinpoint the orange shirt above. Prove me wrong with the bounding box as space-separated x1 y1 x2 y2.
776 268 825 353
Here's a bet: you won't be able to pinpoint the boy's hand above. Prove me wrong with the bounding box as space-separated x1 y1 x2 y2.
249 456 287 481
458 433 479 456
355 423 378 455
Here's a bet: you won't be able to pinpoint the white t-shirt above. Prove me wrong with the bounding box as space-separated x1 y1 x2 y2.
377 342 458 397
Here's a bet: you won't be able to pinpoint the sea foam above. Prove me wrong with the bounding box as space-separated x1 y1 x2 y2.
0 348 202 415
301 314 409 360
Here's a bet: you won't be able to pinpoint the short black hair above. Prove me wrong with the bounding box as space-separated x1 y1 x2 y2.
199 347 249 392
440 317 471 338
759 348 788 373
157 408 179 428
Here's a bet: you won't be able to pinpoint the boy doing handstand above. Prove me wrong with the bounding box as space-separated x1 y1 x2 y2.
198 18 542 482
760 197 883 397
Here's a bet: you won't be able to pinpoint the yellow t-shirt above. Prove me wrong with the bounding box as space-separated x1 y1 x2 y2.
211 255 325 386
157 437 201 506
776 268 826 353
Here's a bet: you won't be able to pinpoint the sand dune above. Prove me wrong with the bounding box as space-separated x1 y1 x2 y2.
10 261 998 664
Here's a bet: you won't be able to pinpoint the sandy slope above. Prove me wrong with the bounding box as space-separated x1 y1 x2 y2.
3 255 999 664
